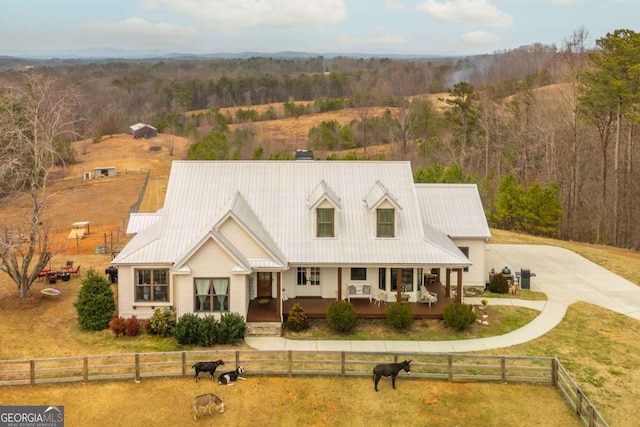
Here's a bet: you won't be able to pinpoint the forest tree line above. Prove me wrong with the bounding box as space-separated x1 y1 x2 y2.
1 27 639 250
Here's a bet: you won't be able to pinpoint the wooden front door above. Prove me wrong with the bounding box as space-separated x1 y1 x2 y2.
257 272 272 298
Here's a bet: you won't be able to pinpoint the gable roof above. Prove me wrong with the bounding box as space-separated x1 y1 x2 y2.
113 161 471 267
415 184 491 239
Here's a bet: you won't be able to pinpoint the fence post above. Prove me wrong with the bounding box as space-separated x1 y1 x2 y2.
181 352 186 377
500 357 506 382
588 404 595 427
30 360 35 385
551 358 558 387
447 355 453 381
235 350 240 368
288 351 292 378
341 352 345 377
135 354 140 382
576 387 583 416
76 235 80 254
83 357 88 382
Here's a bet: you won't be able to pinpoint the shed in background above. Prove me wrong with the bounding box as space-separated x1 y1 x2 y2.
94 167 117 178
129 123 158 138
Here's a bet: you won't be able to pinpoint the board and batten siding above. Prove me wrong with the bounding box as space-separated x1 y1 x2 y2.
175 239 248 319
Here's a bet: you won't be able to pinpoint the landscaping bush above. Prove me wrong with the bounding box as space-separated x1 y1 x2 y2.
124 316 139 336
488 274 509 294
149 307 176 337
174 313 202 345
74 269 116 331
326 300 357 333
197 315 218 347
385 302 414 329
286 303 309 332
108 317 126 337
217 313 247 344
443 303 477 331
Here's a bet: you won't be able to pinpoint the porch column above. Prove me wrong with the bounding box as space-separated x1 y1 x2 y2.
445 268 451 297
456 268 463 303
337 267 342 300
277 272 282 319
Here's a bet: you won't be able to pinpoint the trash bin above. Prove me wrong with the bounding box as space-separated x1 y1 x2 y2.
520 268 535 289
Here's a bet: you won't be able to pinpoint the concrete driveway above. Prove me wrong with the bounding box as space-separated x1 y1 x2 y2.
488 244 640 321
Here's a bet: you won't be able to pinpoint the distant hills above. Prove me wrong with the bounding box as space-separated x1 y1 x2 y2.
0 48 453 63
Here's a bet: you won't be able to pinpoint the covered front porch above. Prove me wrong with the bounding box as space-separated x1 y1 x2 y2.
247 283 454 322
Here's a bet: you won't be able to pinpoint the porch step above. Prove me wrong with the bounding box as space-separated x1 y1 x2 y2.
245 322 282 337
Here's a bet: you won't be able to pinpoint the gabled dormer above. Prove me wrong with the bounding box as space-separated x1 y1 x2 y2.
307 180 342 238
363 180 402 238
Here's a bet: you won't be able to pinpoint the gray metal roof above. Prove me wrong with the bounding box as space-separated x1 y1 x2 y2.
114 161 472 267
415 184 491 239
126 212 162 235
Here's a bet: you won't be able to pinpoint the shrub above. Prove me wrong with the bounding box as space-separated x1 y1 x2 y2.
326 300 357 333
286 303 309 332
217 313 247 344
108 317 126 337
142 319 152 334
488 274 509 294
149 307 176 337
174 313 202 345
124 316 139 336
198 315 219 347
443 303 477 331
385 302 414 329
74 269 116 331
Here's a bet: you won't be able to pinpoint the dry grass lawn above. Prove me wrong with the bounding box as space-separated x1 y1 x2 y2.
1 377 579 427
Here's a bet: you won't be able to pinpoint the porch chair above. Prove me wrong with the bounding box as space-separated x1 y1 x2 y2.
420 288 438 306
374 291 387 307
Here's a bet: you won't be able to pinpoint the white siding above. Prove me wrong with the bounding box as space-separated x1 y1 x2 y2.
219 218 272 260
451 238 487 287
117 264 173 320
176 239 248 319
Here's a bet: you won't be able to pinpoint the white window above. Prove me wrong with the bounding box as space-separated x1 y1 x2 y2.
297 267 320 286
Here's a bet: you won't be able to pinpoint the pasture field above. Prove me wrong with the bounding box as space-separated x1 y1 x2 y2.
1 377 580 427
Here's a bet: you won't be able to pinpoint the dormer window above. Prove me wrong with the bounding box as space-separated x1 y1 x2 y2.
317 208 335 237
376 208 395 237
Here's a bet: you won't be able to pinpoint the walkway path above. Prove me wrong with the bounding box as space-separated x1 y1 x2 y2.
245 244 640 353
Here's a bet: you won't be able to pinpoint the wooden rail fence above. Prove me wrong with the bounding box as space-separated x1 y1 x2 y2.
0 350 607 427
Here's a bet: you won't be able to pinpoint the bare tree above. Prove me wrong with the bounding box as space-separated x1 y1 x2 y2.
0 74 81 298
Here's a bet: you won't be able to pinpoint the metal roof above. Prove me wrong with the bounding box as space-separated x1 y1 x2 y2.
126 212 162 235
415 184 491 239
113 161 473 267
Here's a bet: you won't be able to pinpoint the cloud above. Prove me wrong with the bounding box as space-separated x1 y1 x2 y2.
336 29 407 47
384 0 407 11
545 0 627 4
417 0 513 28
87 18 198 46
459 30 505 45
139 0 347 30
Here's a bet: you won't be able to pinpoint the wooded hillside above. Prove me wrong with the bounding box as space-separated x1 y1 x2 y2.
1 28 638 250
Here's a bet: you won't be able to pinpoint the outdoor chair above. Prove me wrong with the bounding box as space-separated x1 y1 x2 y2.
374 291 387 307
419 289 438 306
70 265 81 277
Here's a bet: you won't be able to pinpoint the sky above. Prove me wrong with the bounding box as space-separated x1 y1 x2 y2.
0 0 638 58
